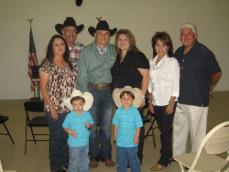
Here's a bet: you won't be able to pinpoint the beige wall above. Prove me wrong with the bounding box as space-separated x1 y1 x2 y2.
0 0 228 99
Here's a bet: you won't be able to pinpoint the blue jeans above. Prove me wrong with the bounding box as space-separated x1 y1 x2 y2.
116 146 141 172
46 112 68 172
68 146 89 172
88 87 113 160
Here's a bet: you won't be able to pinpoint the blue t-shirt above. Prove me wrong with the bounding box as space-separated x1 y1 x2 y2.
112 106 143 147
62 111 93 147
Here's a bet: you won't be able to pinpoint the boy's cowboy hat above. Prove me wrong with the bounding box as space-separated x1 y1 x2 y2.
64 90 93 111
88 20 117 36
55 17 84 34
112 86 143 108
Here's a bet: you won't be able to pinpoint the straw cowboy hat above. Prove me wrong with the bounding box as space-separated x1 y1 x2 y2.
88 20 117 36
55 17 84 34
64 90 93 111
112 86 143 108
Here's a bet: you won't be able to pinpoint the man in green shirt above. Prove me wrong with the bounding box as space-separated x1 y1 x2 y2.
77 19 117 168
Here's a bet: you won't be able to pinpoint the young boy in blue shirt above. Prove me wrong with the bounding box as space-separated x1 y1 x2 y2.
63 90 94 172
112 86 143 172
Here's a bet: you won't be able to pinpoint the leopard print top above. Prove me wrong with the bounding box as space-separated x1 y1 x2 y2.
40 60 76 113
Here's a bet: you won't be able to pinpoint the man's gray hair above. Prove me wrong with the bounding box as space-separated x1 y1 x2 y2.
181 23 197 34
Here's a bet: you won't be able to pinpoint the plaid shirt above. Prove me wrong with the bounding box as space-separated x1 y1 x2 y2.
69 41 84 75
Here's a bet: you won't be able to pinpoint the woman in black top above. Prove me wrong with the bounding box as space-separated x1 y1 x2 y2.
111 29 150 163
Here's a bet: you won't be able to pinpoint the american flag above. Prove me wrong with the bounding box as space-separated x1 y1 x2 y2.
28 27 38 91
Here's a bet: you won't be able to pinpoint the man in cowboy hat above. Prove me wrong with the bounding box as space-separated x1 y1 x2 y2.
55 17 84 73
77 19 117 168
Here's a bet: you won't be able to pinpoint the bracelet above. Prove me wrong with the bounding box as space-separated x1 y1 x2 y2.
168 102 175 106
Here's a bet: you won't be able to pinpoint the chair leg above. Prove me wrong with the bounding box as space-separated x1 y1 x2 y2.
145 123 153 138
145 119 157 148
24 124 28 155
2 122 14 144
226 151 229 161
151 118 157 148
29 125 36 144
178 162 186 172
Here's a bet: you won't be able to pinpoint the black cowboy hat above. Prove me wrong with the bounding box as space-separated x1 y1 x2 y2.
88 20 117 36
55 17 84 34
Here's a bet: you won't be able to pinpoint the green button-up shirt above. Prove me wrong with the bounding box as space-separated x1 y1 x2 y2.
77 41 117 92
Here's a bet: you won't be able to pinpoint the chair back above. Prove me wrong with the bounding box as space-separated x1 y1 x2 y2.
204 121 229 154
187 121 229 171
24 101 44 112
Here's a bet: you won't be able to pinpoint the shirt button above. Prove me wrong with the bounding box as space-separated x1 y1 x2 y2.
182 59 184 62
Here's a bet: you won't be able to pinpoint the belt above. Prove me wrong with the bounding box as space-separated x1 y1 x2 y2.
88 83 111 90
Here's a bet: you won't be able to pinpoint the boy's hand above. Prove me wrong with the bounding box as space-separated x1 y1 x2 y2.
134 136 139 145
68 130 77 137
85 123 92 129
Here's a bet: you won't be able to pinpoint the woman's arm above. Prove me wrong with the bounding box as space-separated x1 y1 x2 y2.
40 71 58 120
137 68 150 107
166 60 180 114
148 93 154 113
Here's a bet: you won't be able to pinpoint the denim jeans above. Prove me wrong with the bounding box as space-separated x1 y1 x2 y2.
154 105 176 166
46 112 69 172
68 146 89 172
116 146 141 172
88 87 113 160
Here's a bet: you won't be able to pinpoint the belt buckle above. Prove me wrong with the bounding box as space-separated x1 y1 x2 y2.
96 83 109 90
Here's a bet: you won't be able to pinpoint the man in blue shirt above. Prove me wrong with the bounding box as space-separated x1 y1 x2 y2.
173 23 222 157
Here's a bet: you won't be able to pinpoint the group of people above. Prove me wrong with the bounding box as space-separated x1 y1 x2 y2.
39 17 222 172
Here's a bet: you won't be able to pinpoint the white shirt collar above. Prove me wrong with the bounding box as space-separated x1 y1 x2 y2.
152 54 169 68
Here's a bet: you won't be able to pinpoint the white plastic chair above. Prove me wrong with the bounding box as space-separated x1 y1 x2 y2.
0 160 16 172
174 121 229 172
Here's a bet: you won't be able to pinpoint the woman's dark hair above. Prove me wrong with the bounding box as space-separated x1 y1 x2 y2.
115 29 139 54
41 34 72 69
151 32 173 58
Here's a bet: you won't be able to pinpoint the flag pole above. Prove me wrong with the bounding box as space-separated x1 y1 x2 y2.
27 18 39 99
28 18 33 29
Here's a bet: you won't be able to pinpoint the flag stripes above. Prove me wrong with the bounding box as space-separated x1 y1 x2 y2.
28 27 38 91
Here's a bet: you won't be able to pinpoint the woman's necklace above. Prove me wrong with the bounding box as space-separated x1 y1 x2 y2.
120 54 126 63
